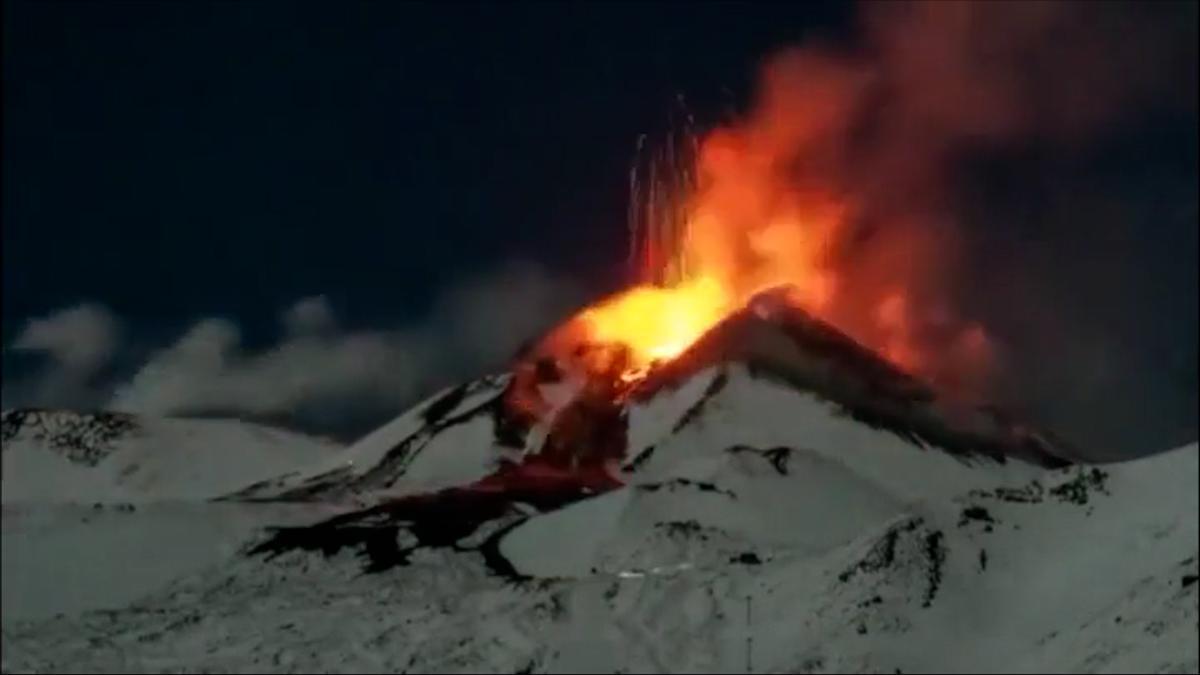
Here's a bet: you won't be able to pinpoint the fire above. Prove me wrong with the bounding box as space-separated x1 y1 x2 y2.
579 274 731 371
570 114 852 379
530 47 996 395
563 135 854 382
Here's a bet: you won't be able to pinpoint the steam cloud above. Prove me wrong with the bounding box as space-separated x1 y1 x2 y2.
6 304 123 411
3 263 581 438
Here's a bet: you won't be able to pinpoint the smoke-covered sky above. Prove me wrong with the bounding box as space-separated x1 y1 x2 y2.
3 1 1196 456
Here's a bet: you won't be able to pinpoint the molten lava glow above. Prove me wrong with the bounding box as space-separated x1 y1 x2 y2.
568 161 852 377
580 275 732 369
535 48 995 394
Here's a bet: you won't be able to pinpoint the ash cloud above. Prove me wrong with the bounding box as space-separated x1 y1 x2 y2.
2 263 581 439
716 0 1196 456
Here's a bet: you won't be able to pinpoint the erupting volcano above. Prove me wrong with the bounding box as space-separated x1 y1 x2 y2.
509 91 996 465
521 62 993 408
7 2 1195 671
216 47 1089 518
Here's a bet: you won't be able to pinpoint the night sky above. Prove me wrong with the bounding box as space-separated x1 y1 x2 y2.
3 1 1196 455
3 1 849 335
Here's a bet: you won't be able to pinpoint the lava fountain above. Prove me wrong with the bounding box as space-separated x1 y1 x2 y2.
517 48 999 420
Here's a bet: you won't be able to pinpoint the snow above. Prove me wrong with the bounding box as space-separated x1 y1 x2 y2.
225 375 510 501
389 415 503 495
1 376 1195 672
624 366 723 459
1 501 325 624
2 409 341 624
625 364 1049 500
500 488 634 578
2 411 340 504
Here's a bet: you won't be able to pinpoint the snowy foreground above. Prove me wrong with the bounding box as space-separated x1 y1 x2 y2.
2 364 1197 673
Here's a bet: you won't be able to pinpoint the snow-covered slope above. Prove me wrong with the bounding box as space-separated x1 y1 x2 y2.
1 501 327 625
3 434 1193 672
2 409 341 503
2 409 341 623
1 304 1195 672
222 374 512 505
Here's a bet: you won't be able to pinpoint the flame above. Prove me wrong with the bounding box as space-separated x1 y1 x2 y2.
533 48 995 393
565 136 854 380
580 274 731 368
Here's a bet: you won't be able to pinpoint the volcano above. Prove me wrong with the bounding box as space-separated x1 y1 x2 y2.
227 286 1072 509
226 286 1090 582
3 290 1195 673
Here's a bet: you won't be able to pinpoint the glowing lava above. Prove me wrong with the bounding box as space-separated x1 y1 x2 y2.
564 145 850 381
579 274 731 369
528 50 996 395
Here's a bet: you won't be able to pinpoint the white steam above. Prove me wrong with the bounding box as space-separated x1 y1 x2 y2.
3 263 579 434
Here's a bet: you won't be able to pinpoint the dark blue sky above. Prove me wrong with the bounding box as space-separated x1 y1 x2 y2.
2 0 849 341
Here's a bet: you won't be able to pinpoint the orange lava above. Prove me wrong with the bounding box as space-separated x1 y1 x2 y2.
578 275 731 370
540 48 994 393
